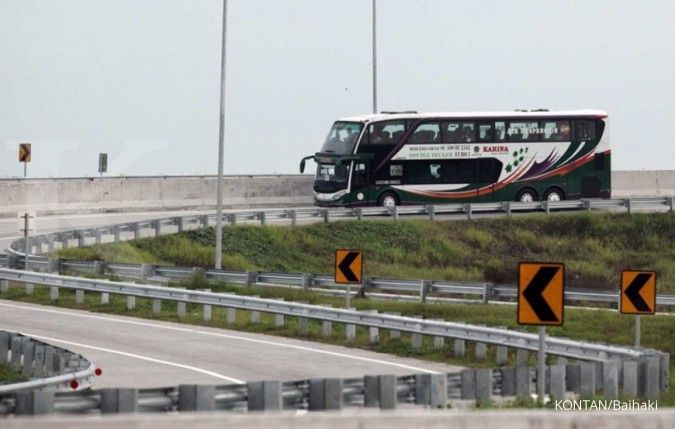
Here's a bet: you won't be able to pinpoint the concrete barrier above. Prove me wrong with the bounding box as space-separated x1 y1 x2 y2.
0 175 314 217
1 171 673 217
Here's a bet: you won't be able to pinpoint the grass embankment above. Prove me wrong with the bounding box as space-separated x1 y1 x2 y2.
57 212 675 292
0 363 27 384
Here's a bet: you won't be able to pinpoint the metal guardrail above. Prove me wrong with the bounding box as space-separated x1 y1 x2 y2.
0 331 97 394
0 267 661 364
0 359 666 416
2 255 674 310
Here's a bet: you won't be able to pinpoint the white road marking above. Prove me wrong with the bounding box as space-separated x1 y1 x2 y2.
20 332 244 384
0 301 440 374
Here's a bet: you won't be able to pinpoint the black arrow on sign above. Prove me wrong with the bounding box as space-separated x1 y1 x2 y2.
338 252 360 282
624 273 652 312
523 266 560 322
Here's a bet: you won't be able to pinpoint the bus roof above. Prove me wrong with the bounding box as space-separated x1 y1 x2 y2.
338 109 608 123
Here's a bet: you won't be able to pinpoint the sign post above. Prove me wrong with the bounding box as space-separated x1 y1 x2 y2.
517 262 565 403
620 270 656 350
19 143 31 178
98 153 108 177
335 249 363 309
18 211 36 270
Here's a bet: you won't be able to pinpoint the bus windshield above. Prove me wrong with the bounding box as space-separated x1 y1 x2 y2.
314 163 350 192
319 121 363 155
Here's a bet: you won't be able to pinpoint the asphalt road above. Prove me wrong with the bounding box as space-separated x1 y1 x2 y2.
0 300 459 388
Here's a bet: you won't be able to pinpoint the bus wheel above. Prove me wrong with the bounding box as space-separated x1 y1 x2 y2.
378 191 399 207
544 187 565 202
515 188 538 203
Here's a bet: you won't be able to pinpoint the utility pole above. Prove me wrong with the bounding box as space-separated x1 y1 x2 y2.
215 0 228 270
372 0 377 114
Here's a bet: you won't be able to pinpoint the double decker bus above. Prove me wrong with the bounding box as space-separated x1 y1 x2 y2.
300 110 610 207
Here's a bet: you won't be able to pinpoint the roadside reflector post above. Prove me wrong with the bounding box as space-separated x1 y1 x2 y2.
635 315 641 349
335 249 363 309
537 326 546 402
620 270 656 350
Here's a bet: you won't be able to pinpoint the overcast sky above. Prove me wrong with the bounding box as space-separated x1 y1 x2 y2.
0 0 673 177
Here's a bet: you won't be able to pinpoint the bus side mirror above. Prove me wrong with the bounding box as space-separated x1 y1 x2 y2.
299 159 306 173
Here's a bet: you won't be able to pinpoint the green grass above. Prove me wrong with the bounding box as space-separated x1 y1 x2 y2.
1 279 673 405
55 212 675 292
0 363 27 384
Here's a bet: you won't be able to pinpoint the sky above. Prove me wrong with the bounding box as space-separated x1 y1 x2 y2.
0 0 673 178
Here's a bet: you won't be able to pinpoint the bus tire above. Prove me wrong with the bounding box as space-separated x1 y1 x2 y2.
543 187 565 202
378 191 399 207
515 187 538 203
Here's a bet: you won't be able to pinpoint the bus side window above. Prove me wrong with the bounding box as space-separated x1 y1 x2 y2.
575 120 596 141
478 123 494 142
495 121 507 142
353 163 368 186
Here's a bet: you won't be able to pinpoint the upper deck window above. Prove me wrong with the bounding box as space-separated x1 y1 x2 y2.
362 120 407 145
507 121 540 142
443 122 476 143
320 121 364 155
410 123 440 143
575 120 596 141
542 120 571 141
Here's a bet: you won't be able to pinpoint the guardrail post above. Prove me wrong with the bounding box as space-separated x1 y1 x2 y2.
622 360 638 397
433 320 444 350
256 211 266 226
15 391 55 416
151 298 161 314
475 342 487 361
247 380 282 411
364 375 397 409
75 289 84 304
101 388 138 413
132 223 141 240
32 343 45 377
367 310 379 344
25 282 34 295
46 235 55 253
47 258 59 274
542 201 550 214
92 260 105 276
355 208 363 221
140 263 153 279
245 271 258 287
309 378 343 410
126 296 136 310
549 364 566 401
387 312 401 339
582 199 592 211
482 283 493 304
0 279 8 294
594 361 603 394
345 323 356 342
226 308 236 324
515 366 531 399
152 220 162 236
500 367 515 396
250 307 261 324
301 273 314 291
94 229 102 245
420 280 431 303
177 300 187 320
319 320 332 337
411 332 423 352
460 369 476 400
389 206 399 221
464 203 473 220
639 355 660 399
21 340 35 376
113 225 121 242
10 335 23 369
476 368 492 406
0 332 9 363
659 352 670 392
603 360 619 399
43 346 55 376
516 349 529 366
299 305 309 335
669 197 674 212
77 230 86 247
202 291 212 322
285 210 297 226
454 339 466 357
320 208 329 223
274 299 285 327
199 215 209 228
99 292 109 305
624 198 631 214
579 362 596 397
226 213 237 225
565 363 580 393
60 233 69 249
179 385 215 411
174 217 184 232
426 205 435 220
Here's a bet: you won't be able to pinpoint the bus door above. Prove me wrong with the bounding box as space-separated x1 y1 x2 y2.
475 158 500 202
350 161 371 205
